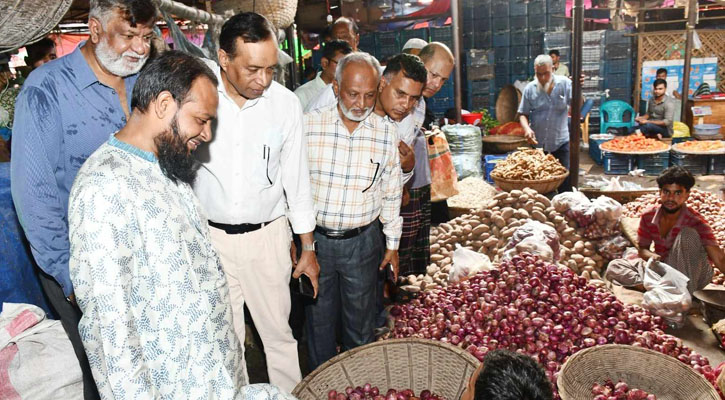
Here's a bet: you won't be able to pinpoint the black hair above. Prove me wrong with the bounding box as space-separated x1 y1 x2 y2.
653 78 667 88
656 68 667 76
548 49 560 57
219 12 276 57
474 350 553 400
383 53 427 85
657 166 696 191
89 0 157 27
25 38 56 65
322 40 353 61
131 50 218 113
334 16 359 34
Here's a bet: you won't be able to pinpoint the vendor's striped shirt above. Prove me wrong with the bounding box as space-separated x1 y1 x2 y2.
304 105 403 250
638 205 718 258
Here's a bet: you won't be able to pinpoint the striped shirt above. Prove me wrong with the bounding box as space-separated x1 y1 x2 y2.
305 105 403 250
638 205 718 258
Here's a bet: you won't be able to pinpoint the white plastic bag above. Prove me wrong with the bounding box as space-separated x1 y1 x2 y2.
552 189 591 213
641 259 692 328
503 221 560 262
449 245 493 283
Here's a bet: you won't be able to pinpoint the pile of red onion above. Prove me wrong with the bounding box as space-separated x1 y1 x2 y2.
387 253 722 398
591 380 655 400
327 386 445 400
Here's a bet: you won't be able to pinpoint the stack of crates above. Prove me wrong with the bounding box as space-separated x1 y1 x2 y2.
637 152 670 176
358 33 376 56
428 79 455 117
709 155 725 174
375 31 401 61
465 49 495 113
581 30 606 133
670 152 708 175
603 30 634 103
603 152 636 175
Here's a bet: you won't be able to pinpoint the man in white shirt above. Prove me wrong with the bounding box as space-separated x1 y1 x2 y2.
304 52 402 370
193 12 317 392
295 40 352 111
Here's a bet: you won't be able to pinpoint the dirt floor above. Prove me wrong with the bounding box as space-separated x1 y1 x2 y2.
244 146 725 384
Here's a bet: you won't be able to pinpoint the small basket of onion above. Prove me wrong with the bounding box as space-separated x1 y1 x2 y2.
292 338 479 400
557 344 719 400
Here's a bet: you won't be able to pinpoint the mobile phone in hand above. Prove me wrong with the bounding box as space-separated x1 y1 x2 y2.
297 274 315 298
385 263 395 282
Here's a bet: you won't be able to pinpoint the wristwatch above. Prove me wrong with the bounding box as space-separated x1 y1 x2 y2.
302 241 317 252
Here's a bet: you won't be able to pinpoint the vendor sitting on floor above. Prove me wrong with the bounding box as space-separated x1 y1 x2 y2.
637 166 725 293
632 78 675 139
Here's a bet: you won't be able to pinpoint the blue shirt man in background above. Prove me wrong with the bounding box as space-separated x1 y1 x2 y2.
518 54 573 193
10 0 157 397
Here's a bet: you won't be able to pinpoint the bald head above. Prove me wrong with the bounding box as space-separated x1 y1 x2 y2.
418 42 455 98
332 16 359 51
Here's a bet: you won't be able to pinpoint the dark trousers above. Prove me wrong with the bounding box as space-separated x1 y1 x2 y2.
550 141 572 193
639 123 670 138
305 223 384 371
38 272 100 400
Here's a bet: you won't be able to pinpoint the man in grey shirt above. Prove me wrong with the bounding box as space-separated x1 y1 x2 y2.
635 78 675 139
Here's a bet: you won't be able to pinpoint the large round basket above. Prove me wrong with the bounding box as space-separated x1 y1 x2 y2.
579 188 659 205
557 344 719 400
491 171 569 194
292 338 479 400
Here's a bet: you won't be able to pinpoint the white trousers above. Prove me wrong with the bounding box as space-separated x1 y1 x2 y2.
209 217 301 393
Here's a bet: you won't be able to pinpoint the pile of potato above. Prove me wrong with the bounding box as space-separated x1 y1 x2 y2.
403 188 608 291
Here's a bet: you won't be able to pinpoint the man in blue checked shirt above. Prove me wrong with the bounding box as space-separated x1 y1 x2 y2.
10 1 156 398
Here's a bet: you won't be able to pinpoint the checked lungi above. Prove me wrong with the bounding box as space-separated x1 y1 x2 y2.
399 185 431 276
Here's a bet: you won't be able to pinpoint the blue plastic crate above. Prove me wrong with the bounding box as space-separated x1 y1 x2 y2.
511 31 528 48
376 31 400 46
474 31 492 48
472 17 492 32
670 152 708 175
468 79 491 95
528 14 547 32
509 16 528 32
494 46 510 64
492 17 509 33
511 61 528 77
709 155 725 175
546 0 566 13
603 152 635 174
603 73 633 90
430 27 453 46
494 73 510 89
494 61 510 76
434 81 455 98
588 134 614 165
529 43 544 59
493 32 511 47
637 152 670 176
510 45 528 61
509 0 528 16
527 0 546 15
547 14 567 30
469 95 492 113
428 96 454 116
484 154 509 183
474 2 492 18
463 33 475 49
529 31 544 46
605 30 632 45
492 1 509 17
544 31 570 48
400 28 429 43
605 43 632 60
607 88 633 102
605 58 633 75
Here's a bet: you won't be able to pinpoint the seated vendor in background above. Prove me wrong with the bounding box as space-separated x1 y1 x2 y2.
633 78 674 139
638 166 725 293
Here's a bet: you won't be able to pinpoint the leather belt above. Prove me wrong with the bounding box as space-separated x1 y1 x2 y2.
209 220 274 235
315 222 374 240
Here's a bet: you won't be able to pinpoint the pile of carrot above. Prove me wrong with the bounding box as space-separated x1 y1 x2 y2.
600 133 669 152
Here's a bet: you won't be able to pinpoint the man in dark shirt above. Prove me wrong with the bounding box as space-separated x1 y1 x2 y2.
11 1 156 397
634 78 675 139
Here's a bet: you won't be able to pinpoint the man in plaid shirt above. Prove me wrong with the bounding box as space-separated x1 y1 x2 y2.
303 52 402 369
638 166 725 293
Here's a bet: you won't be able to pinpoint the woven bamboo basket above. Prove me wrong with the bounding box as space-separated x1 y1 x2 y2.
579 188 659 205
213 0 298 28
557 344 719 400
0 0 73 51
481 135 529 154
292 338 479 400
491 171 569 194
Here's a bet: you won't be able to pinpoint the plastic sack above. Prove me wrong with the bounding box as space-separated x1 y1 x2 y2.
442 124 483 179
585 196 623 224
642 259 692 328
428 130 460 202
449 246 493 283
504 221 560 262
597 235 631 260
552 189 591 213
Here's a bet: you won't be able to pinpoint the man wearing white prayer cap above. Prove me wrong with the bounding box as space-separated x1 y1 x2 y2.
402 38 427 56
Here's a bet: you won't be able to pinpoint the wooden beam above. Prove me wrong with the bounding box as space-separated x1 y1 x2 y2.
681 0 698 120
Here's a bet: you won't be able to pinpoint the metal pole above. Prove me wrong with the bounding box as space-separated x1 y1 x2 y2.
286 25 299 90
569 0 584 189
153 0 225 26
451 0 462 120
297 27 305 85
681 0 697 121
